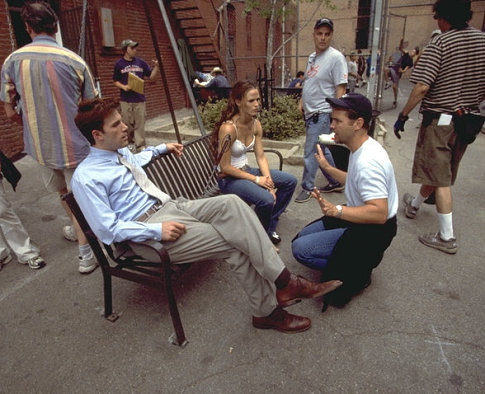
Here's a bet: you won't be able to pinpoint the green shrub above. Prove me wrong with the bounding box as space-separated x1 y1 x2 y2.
259 95 305 140
191 98 228 133
192 95 305 140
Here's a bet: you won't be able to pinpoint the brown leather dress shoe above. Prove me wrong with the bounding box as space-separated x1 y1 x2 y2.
276 274 343 307
252 306 311 333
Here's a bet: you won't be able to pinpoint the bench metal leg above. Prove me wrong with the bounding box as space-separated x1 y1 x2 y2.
164 263 187 347
102 269 114 318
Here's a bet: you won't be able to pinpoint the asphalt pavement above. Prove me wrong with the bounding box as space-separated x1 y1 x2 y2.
1 79 484 393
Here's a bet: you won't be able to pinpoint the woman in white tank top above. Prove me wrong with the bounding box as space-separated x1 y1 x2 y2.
212 81 297 245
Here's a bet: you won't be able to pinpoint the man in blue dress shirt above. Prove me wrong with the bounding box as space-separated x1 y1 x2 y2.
71 98 342 333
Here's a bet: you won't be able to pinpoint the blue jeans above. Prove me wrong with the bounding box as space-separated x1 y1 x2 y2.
218 167 297 234
292 219 346 270
301 113 338 191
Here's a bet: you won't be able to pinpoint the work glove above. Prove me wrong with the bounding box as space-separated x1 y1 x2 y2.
393 112 409 139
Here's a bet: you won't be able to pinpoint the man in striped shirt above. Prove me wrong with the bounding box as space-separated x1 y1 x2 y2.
0 1 98 273
394 0 485 254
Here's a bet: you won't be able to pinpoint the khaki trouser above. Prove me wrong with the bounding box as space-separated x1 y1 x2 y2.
145 194 285 317
120 101 146 147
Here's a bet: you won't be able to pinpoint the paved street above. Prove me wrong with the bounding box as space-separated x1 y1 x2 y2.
1 79 484 393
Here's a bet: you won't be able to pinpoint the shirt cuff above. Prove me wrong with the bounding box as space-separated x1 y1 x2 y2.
144 143 168 156
144 222 163 241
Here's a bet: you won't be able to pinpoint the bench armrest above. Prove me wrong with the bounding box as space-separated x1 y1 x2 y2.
126 239 170 264
248 148 284 171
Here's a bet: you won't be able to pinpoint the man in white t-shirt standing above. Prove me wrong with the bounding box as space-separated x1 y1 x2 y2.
292 93 398 307
295 18 348 203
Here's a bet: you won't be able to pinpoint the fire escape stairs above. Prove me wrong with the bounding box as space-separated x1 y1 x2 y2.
168 0 222 73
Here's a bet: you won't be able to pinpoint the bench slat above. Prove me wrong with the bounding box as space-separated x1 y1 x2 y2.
144 135 217 200
144 134 283 200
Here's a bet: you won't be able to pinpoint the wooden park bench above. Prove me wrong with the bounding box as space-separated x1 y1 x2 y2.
63 134 283 347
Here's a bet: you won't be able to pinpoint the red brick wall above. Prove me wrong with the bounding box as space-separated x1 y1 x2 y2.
87 0 187 119
0 5 24 158
206 1 285 83
0 0 285 157
0 0 189 157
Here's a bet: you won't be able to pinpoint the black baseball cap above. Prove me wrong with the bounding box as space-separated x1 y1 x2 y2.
326 93 373 123
314 18 334 31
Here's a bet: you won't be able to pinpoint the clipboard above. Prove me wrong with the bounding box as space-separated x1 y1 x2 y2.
128 72 144 94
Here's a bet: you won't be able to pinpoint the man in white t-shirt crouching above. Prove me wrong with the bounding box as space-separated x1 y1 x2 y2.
292 93 398 308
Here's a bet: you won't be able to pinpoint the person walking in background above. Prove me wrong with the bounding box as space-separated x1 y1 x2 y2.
385 43 413 108
0 158 45 271
394 0 485 254
294 17 348 203
113 39 159 152
356 49 367 87
347 51 360 93
0 1 98 274
212 81 297 248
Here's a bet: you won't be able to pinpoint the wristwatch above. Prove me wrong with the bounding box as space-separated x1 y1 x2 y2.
335 204 343 218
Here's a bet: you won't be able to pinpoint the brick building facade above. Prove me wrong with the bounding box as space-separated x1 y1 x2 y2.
0 0 283 158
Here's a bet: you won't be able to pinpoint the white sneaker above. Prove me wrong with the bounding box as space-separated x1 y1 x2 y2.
26 256 46 270
78 254 98 274
63 225 78 242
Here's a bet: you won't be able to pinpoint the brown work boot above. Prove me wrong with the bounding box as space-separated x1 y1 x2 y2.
252 306 311 333
276 274 343 307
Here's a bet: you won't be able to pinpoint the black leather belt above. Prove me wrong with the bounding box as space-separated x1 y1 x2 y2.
136 203 163 222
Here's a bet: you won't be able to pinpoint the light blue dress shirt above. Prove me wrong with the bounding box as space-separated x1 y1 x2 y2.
71 144 170 244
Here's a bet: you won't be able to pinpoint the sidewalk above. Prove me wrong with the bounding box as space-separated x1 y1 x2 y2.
1 79 484 393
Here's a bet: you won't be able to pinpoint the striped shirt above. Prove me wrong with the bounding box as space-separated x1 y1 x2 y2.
410 26 485 115
0 35 98 169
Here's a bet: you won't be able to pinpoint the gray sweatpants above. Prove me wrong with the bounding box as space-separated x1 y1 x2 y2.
0 180 40 263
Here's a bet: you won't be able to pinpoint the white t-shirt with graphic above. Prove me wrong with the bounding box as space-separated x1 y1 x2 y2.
301 46 348 117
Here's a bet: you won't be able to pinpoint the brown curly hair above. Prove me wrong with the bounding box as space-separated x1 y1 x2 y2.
75 98 120 145
210 80 257 160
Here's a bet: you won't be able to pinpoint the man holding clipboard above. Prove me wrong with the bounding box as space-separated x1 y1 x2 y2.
113 39 159 152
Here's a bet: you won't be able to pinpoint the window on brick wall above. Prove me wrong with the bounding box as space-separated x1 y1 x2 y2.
6 0 60 49
356 0 371 49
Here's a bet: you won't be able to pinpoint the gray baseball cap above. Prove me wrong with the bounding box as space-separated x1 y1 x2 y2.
121 39 139 48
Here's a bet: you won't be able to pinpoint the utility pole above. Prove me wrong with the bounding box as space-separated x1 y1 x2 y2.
366 0 384 109
281 4 286 87
296 0 300 74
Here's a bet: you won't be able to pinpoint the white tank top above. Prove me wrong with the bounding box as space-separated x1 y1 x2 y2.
224 120 255 169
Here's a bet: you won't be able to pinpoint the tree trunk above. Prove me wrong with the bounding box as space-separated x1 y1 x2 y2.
266 0 278 81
